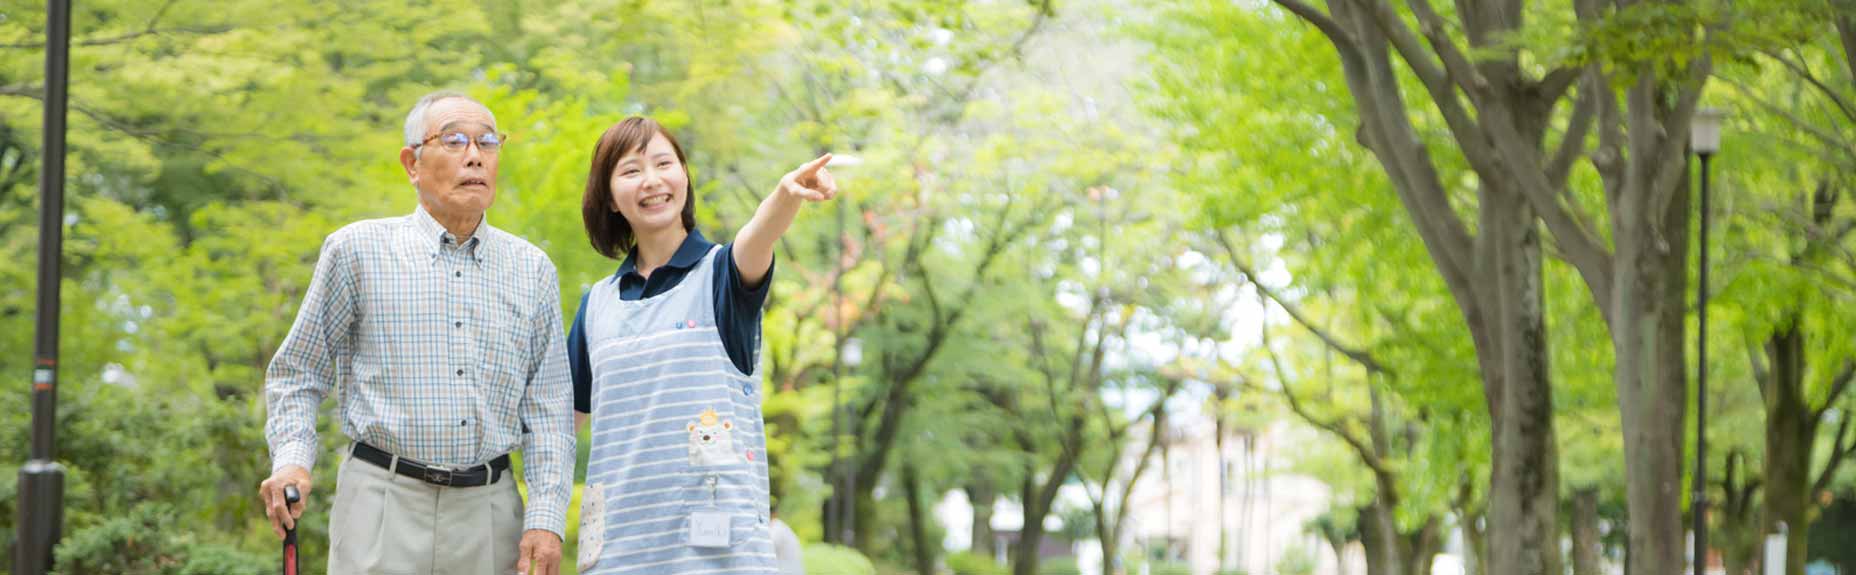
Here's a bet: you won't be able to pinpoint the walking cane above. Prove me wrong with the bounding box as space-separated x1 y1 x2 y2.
282 484 301 575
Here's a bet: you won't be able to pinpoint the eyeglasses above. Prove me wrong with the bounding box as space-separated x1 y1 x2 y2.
412 131 507 154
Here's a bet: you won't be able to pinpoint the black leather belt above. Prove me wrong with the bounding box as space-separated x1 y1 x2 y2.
352 442 509 488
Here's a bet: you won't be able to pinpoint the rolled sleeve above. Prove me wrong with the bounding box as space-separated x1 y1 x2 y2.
715 244 772 375
264 231 355 474
518 259 576 538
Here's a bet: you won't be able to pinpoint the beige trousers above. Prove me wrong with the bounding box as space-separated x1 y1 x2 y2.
327 453 523 575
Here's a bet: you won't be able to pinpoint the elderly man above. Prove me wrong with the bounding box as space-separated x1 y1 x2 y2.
258 90 574 575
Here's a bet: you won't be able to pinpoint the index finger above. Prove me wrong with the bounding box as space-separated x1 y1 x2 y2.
796 153 832 178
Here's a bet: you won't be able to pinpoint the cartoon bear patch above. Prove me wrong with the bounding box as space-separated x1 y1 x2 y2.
687 408 741 466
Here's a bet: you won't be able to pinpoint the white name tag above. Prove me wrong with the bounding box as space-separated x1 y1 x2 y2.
688 511 732 548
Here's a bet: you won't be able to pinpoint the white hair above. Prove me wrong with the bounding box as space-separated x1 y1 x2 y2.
403 90 497 158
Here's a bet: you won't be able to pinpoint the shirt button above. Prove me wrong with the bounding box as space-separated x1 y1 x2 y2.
456 369 465 376
460 419 469 427
454 271 462 278
455 321 463 328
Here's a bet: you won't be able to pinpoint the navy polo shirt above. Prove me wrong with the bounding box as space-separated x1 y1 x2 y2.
566 229 772 414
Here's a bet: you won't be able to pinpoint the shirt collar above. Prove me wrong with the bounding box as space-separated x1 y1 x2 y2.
411 204 490 252
615 229 714 280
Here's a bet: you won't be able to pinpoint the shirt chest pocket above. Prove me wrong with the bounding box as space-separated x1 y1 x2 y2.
479 298 531 386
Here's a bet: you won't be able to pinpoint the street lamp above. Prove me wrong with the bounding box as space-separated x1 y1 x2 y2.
17 2 72 574
827 181 843 545
1690 106 1724 575
825 152 862 547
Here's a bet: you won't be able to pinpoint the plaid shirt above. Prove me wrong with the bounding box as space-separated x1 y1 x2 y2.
264 205 575 538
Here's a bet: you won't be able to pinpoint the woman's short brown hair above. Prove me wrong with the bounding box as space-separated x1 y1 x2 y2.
582 116 696 259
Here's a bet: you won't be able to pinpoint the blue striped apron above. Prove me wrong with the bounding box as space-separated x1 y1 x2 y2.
578 245 774 574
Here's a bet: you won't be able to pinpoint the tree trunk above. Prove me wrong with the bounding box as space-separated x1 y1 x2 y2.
1365 395 1403 575
1094 500 1120 575
905 463 937 575
1330 538 1351 575
1720 537 1757 575
1761 321 1813 575
820 484 837 545
1573 488 1603 575
1013 473 1047 575
968 479 997 558
1463 511 1487 575
1214 404 1228 572
1401 519 1441 575
1623 531 1633 575
1014 421 1085 575
1612 153 1693 575
1017 422 1083 575
1837 15 1855 82
1359 502 1396 575
1716 450 1763 575
855 490 877 554
854 374 914 554
1354 499 1439 575
1484 190 1562 575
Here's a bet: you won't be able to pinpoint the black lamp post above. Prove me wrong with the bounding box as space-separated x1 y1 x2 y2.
826 153 862 546
1690 106 1724 575
16 1 72 574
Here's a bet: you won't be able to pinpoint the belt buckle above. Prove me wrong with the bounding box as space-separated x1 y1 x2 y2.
424 465 453 486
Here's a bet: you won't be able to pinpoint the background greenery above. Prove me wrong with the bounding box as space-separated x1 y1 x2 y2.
0 0 1852 574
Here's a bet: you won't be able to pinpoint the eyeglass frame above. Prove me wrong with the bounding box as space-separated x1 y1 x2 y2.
410 130 510 155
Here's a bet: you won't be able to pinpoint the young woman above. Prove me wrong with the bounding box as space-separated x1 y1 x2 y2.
566 116 836 573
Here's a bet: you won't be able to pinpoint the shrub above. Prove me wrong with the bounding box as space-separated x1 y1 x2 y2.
1039 556 1082 575
803 543 879 575
948 551 1008 575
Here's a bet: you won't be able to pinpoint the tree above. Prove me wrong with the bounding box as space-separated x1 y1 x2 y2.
1308 509 1362 575
1705 12 1856 570
1151 0 1791 567
1144 0 1557 568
